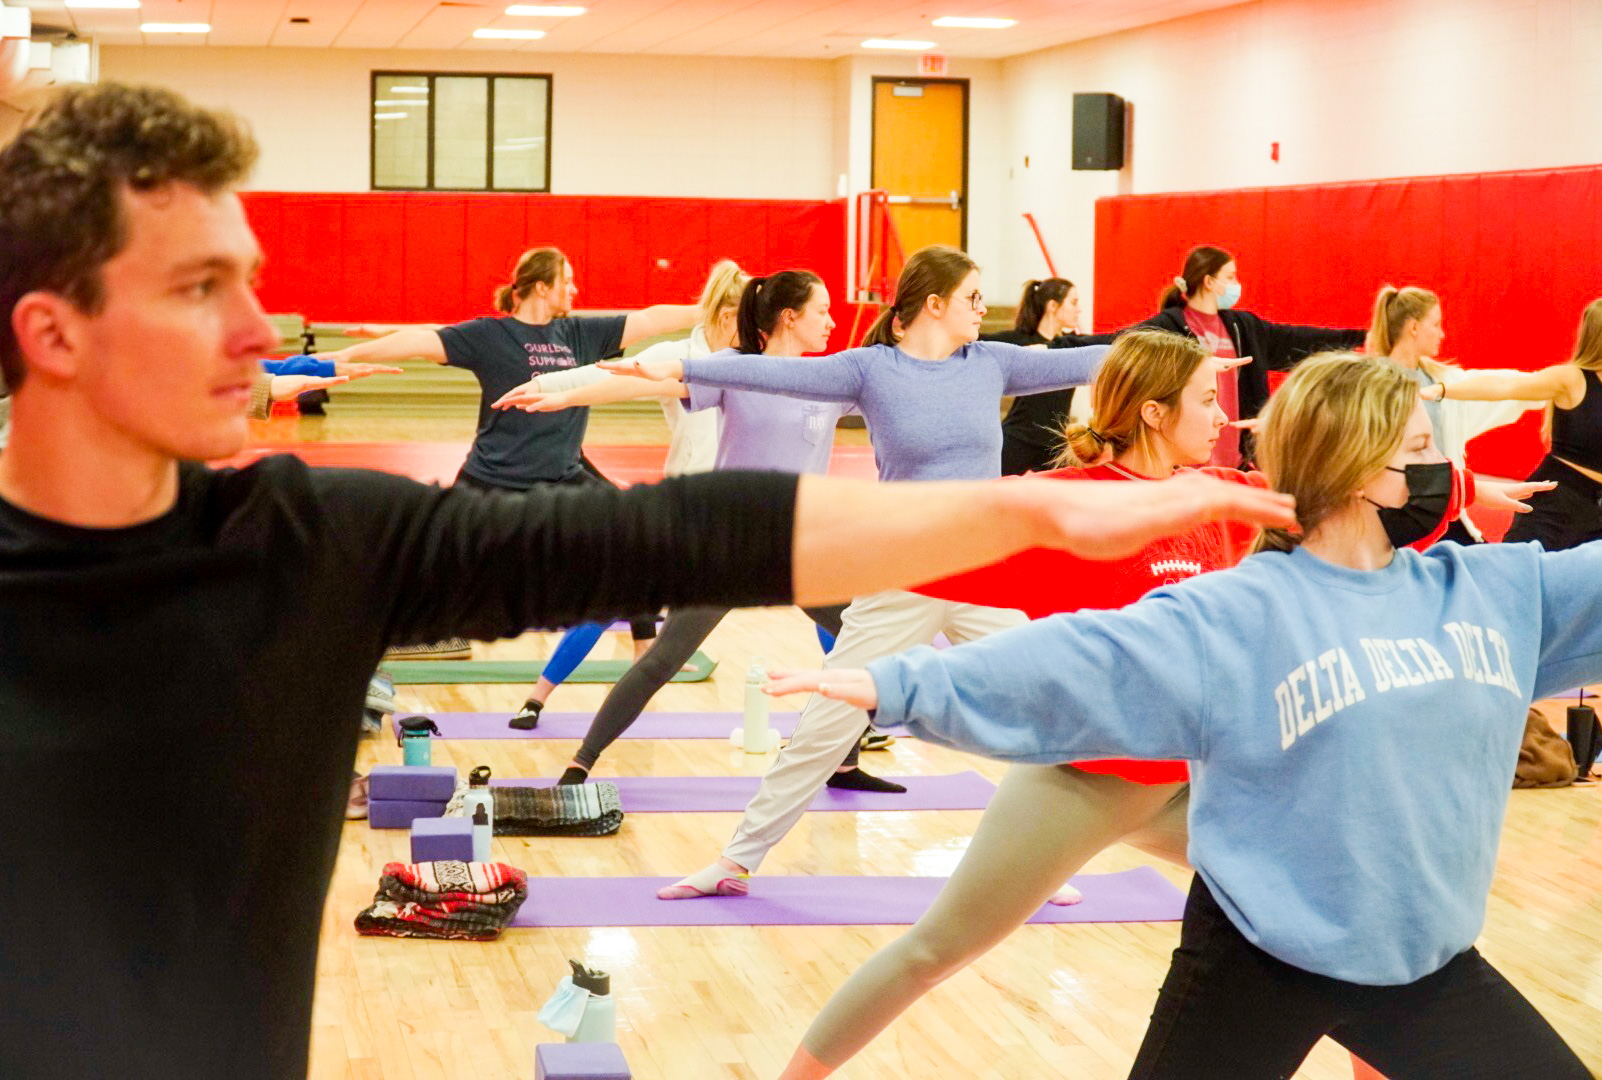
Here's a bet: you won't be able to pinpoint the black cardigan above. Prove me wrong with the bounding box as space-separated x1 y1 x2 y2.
1114 308 1364 423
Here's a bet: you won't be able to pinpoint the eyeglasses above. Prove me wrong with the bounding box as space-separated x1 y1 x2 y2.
963 290 985 311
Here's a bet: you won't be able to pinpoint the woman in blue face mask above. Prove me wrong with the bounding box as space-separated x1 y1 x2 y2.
1123 245 1366 467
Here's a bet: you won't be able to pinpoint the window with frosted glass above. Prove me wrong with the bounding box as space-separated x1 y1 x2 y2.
372 74 430 189
371 71 551 192
492 76 548 191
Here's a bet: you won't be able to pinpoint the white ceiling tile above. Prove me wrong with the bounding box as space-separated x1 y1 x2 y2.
37 0 1262 58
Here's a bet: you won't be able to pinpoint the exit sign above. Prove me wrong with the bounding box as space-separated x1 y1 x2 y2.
919 54 947 76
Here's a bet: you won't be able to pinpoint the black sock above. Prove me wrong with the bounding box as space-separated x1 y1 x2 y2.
557 766 590 785
508 699 543 730
826 768 906 793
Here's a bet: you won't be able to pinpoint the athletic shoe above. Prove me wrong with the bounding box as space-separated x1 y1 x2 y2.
383 637 472 661
364 671 397 714
509 699 543 730
859 727 896 751
359 707 384 735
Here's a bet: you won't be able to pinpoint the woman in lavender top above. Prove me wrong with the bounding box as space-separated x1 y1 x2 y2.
591 245 1108 900
494 270 895 786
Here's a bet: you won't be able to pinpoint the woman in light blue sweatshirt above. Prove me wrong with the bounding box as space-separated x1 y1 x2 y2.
769 354 1593 1078
601 245 1110 900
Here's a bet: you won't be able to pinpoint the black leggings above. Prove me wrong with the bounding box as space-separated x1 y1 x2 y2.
1503 456 1602 552
1128 876 1588 1079
453 462 657 641
574 604 848 770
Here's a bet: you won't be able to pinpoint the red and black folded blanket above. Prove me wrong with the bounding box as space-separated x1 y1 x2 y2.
355 860 528 941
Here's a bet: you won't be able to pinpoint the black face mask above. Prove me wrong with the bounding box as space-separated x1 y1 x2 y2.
1365 461 1453 548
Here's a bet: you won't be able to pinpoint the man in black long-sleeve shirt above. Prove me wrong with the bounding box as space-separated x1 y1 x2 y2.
0 85 1296 1079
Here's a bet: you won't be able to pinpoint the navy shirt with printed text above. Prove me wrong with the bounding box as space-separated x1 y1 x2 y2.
440 314 627 487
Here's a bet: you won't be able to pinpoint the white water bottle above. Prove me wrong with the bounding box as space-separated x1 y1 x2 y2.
462 765 494 860
732 656 776 753
471 804 491 863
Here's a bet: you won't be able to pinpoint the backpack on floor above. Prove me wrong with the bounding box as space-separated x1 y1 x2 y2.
1514 706 1577 789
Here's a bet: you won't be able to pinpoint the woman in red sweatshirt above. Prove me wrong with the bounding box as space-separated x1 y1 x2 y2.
778 329 1492 1080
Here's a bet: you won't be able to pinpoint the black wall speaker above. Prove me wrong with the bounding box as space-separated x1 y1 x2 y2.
1072 93 1126 171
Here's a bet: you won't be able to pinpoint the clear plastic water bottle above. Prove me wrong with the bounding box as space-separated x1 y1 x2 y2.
566 960 617 1043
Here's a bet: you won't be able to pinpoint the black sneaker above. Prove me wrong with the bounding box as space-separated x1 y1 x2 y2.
509 699 543 730
859 727 896 751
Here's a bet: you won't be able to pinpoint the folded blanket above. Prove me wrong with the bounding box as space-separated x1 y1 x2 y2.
492 783 624 837
355 860 528 941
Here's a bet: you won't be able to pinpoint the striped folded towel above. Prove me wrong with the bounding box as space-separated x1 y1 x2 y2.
447 781 624 837
354 860 527 941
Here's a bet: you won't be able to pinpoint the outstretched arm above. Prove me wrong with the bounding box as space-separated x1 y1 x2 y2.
986 341 1109 395
605 349 869 405
340 463 1292 659
315 328 447 367
1425 366 1578 405
494 376 689 412
771 589 1213 765
621 304 701 348
788 470 1296 606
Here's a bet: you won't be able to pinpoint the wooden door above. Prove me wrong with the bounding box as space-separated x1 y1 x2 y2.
872 78 968 263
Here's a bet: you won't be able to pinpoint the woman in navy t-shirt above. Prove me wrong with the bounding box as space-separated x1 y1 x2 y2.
319 246 701 721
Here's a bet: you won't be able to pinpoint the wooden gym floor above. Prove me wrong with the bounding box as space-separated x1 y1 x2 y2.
284 406 1602 1080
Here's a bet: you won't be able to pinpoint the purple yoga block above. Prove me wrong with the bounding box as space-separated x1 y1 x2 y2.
369 764 458 802
534 1042 631 1080
368 799 449 829
410 816 474 863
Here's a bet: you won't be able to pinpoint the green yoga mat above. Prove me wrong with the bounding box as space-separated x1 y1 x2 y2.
385 651 717 685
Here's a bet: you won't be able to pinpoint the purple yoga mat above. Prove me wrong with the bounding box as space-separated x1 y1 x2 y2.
488 772 995 812
399 711 911 741
508 866 1184 927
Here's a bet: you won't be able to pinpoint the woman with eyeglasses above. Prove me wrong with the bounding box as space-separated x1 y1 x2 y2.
601 244 1109 899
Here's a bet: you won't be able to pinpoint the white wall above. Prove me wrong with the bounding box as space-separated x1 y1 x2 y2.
96 45 1008 301
999 0 1602 326
98 45 839 199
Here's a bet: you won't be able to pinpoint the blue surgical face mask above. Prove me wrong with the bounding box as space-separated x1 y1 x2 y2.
1217 281 1243 310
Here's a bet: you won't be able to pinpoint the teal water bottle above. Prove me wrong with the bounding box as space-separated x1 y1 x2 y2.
398 716 441 766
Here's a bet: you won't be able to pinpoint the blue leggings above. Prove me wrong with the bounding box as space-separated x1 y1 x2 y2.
542 619 658 685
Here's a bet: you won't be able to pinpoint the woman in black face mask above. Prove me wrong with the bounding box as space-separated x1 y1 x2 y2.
770 355 1593 1079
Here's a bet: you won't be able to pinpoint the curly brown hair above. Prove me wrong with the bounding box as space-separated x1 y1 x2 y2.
0 83 259 390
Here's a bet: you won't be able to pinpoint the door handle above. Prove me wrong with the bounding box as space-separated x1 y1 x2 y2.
886 190 963 210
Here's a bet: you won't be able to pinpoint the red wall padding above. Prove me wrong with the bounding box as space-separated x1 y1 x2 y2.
1093 165 1602 477
241 192 853 349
